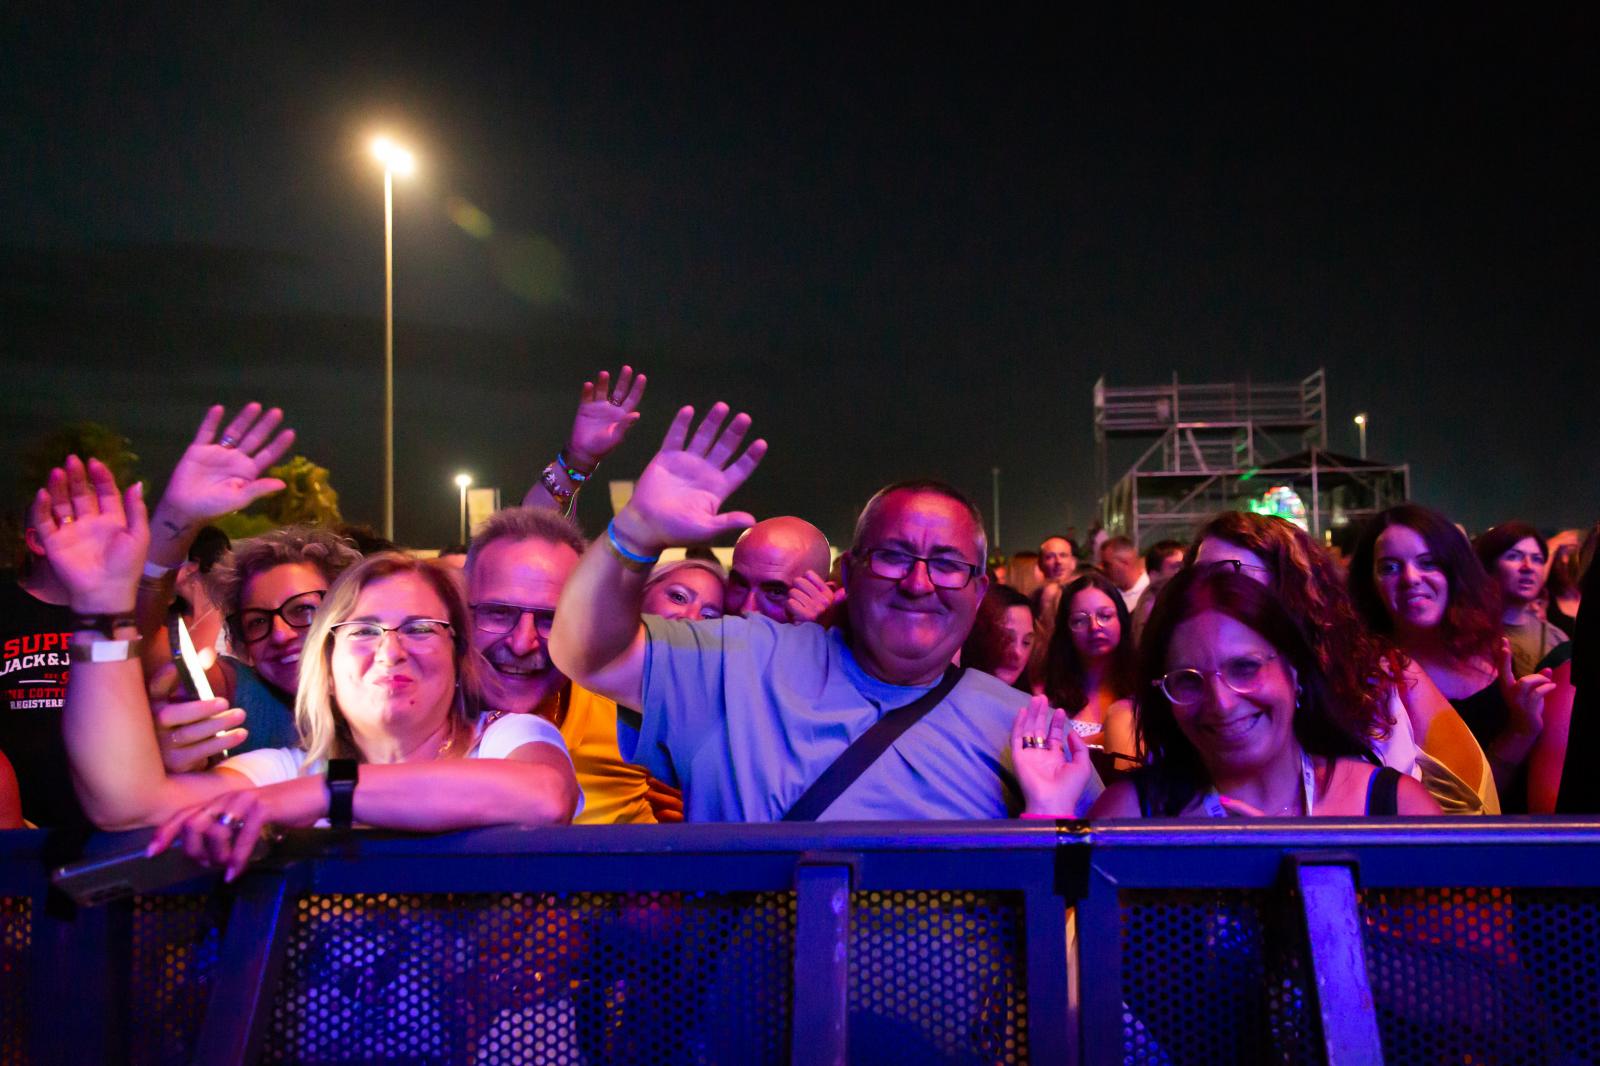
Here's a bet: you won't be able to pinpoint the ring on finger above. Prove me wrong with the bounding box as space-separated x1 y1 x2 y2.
218 434 240 448
1021 735 1046 749
607 397 625 407
215 811 243 830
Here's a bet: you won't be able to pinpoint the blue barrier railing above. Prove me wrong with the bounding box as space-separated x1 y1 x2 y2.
5 818 1600 1065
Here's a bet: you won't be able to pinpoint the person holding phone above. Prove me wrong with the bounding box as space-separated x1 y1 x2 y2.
35 457 579 881
130 404 364 771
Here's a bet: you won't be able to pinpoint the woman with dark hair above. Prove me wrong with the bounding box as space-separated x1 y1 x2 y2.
1350 504 1556 812
1040 572 1140 765
1013 567 1440 818
1474 521 1570 676
960 584 1036 689
1191 512 1399 744
1189 511 1499 813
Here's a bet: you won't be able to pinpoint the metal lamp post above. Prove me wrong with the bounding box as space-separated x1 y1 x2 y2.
454 473 473 545
372 136 416 540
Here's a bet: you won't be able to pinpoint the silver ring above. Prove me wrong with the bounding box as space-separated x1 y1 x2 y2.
606 397 624 407
1021 735 1046 750
216 811 243 830
218 434 239 448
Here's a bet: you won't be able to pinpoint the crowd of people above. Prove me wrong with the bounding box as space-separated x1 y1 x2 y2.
0 367 1594 878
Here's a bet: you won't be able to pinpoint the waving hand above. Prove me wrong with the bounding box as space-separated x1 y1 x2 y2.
611 403 768 552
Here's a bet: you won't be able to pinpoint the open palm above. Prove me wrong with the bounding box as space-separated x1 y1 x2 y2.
31 456 150 612
160 404 296 523
567 366 646 463
620 403 767 548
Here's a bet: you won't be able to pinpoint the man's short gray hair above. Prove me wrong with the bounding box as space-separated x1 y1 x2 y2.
466 507 588 574
850 479 988 560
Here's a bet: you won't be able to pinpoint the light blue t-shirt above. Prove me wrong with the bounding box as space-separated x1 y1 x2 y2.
626 614 1102 822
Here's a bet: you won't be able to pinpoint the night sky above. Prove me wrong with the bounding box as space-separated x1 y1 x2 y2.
4 6 1595 551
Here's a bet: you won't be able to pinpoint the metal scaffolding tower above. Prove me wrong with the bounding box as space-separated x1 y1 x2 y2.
1094 369 1410 548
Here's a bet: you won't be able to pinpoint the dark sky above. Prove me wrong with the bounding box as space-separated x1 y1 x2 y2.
3 6 1596 550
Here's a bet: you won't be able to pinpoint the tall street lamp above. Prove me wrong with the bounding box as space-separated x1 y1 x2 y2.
454 473 473 545
1353 413 1369 460
372 136 415 540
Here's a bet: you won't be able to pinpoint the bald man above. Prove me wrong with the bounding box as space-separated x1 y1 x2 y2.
725 516 834 623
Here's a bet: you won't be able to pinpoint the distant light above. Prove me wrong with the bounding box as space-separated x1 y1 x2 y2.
372 136 416 177
454 473 473 489
1353 413 1368 426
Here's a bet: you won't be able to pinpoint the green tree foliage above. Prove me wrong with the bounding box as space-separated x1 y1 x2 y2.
19 422 139 501
259 455 342 528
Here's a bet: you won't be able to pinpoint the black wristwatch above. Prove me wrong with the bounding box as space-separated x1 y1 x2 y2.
326 759 358 828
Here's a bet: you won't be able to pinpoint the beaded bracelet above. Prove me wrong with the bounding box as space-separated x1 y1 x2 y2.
557 451 595 483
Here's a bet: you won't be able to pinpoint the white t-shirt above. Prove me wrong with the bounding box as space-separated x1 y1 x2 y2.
218 712 583 819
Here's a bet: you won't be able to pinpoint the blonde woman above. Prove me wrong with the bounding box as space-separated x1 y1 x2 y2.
38 457 579 881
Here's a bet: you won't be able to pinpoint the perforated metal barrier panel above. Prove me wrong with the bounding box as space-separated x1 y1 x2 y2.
1118 889 1321 1064
237 888 1032 1066
1116 885 1600 1065
1 897 30 1066
130 894 225 1066
259 891 797 1065
1361 886 1600 1065
849 889 1028 1064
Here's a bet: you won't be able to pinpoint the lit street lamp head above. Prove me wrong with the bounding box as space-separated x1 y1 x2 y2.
1353 413 1368 426
371 136 416 177
454 473 473 489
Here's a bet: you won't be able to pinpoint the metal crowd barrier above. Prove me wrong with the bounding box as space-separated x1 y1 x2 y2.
4 818 1600 1064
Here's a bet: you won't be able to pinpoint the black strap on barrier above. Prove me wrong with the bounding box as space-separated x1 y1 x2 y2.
782 665 965 822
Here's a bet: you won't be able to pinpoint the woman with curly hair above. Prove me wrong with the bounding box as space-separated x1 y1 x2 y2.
1350 504 1557 812
1194 510 1496 814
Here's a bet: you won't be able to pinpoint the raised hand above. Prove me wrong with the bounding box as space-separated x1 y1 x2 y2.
787 569 840 625
612 403 767 552
1010 695 1093 817
566 366 647 466
153 404 296 536
1498 639 1556 739
31 456 149 613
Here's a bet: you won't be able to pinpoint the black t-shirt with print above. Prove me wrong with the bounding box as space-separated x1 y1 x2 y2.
0 578 86 827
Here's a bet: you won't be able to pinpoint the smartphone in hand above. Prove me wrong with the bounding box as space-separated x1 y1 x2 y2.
166 609 232 759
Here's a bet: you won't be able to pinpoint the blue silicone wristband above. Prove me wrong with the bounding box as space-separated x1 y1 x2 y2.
606 520 660 565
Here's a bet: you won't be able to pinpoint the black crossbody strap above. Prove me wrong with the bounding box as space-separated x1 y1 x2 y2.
782 665 966 822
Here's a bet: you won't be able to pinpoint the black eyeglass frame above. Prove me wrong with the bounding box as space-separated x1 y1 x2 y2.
854 547 983 590
230 589 328 644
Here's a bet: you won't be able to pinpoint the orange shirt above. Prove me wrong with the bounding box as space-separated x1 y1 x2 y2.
559 684 662 825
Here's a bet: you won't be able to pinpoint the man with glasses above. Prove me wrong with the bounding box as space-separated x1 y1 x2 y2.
550 403 1101 821
465 506 677 824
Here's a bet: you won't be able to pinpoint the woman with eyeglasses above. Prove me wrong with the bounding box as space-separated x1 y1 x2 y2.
170 528 365 761
1039 573 1140 772
1013 566 1440 818
1188 510 1501 814
36 459 579 880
